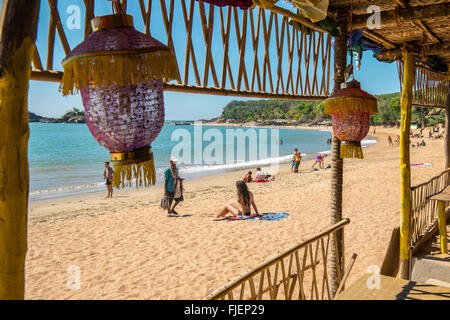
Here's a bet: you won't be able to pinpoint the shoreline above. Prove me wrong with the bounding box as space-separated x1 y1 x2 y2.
29 124 335 203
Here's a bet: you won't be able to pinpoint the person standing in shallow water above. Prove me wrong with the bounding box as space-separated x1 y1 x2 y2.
293 148 302 173
104 161 114 198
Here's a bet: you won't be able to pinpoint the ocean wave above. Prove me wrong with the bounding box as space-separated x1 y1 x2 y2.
176 155 295 175
30 182 104 195
30 139 377 201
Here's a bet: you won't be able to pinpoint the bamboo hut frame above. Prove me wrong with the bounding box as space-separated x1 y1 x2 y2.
30 0 334 100
1 0 450 299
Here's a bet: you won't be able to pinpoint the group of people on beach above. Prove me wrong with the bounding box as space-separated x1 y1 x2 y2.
243 167 275 183
102 147 328 219
291 148 327 172
103 158 185 217
388 135 400 146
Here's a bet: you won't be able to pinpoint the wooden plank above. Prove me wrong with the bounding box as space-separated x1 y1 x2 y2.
335 273 450 300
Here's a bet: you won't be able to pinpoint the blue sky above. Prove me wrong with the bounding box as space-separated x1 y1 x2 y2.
28 1 400 120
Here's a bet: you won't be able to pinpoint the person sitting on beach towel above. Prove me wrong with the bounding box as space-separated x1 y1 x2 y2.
312 153 327 169
255 167 275 182
216 181 260 218
243 171 253 183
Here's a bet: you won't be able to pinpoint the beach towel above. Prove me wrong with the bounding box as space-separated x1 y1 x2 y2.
254 179 272 183
411 163 432 166
214 212 289 222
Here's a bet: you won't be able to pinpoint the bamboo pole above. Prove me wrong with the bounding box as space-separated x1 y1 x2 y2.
445 86 450 170
437 201 448 254
0 0 41 299
329 13 347 298
399 49 414 280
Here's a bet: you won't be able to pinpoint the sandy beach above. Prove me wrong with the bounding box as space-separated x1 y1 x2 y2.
25 126 446 299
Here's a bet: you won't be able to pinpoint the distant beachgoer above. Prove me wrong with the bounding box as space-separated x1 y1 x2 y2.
243 171 253 183
373 128 376 134
255 167 265 181
216 181 260 218
255 167 274 182
280 139 283 145
104 161 114 198
388 136 393 147
164 157 184 217
293 148 301 173
312 153 327 169
420 140 426 147
291 157 295 172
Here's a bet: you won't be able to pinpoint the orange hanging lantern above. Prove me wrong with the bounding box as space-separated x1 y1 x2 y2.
324 80 377 159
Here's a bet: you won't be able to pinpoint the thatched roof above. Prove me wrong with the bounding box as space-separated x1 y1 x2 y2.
328 0 450 65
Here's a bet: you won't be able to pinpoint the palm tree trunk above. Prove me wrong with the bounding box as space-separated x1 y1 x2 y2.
329 13 347 298
0 0 40 299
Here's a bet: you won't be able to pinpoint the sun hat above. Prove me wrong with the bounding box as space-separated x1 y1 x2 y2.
169 157 178 163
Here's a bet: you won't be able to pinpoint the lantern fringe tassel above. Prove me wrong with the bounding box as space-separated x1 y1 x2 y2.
112 157 156 189
340 144 364 159
323 97 378 116
60 50 179 96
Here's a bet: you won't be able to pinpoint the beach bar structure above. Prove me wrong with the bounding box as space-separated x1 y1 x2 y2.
0 0 449 299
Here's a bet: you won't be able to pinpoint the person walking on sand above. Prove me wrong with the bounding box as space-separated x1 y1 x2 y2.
104 161 114 198
293 148 302 173
312 153 327 169
164 157 184 217
388 135 393 147
216 181 260 218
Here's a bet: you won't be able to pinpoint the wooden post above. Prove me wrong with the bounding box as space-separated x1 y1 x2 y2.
445 86 450 170
0 0 41 299
399 49 414 280
329 13 347 298
437 201 448 254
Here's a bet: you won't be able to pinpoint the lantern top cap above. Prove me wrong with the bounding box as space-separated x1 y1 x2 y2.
345 79 361 89
91 14 134 32
323 79 378 116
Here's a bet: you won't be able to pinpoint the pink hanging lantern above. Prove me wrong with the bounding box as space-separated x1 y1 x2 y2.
60 13 178 188
324 80 377 159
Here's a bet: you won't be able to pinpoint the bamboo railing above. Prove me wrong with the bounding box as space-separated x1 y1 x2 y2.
397 62 450 108
410 169 450 251
31 0 332 100
204 219 353 300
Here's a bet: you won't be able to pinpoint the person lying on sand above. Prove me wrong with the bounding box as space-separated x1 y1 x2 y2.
216 181 260 218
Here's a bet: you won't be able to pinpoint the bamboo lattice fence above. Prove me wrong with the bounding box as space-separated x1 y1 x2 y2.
398 62 450 108
31 0 332 100
204 219 353 300
410 169 450 251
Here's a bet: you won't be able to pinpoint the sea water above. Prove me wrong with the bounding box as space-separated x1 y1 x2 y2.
28 122 375 202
